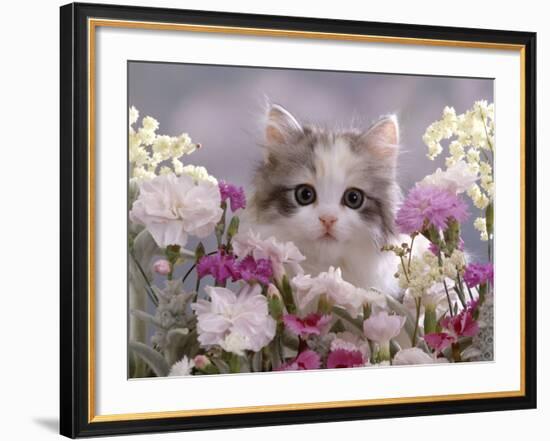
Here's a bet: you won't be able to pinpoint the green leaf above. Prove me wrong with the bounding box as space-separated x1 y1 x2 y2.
211 358 230 374
332 307 363 332
423 305 437 335
280 275 296 314
227 216 240 242
129 341 170 377
194 242 206 262
251 350 263 372
330 319 346 333
485 203 494 235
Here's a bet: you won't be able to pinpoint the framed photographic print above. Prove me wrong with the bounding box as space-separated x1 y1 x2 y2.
60 2 537 438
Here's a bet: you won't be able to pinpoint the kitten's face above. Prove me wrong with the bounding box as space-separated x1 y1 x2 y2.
251 104 401 255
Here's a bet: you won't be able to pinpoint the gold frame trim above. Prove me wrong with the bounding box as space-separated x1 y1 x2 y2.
87 18 527 424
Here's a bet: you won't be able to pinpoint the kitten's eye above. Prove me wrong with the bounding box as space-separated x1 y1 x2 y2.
294 184 316 206
342 188 364 209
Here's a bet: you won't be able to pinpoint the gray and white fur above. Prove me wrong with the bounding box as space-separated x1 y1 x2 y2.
244 103 413 296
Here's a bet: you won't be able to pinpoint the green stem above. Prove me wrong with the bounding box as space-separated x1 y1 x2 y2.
412 297 421 347
399 256 410 283
443 279 454 316
407 234 416 271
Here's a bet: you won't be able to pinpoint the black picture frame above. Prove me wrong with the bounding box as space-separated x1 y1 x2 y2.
60 2 537 438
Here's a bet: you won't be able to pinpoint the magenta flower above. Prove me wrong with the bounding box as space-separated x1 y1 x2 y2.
326 349 364 369
463 262 494 288
396 185 469 235
440 309 479 339
236 255 273 285
277 350 321 371
197 251 239 284
219 181 246 211
282 313 332 338
425 307 479 354
424 333 455 353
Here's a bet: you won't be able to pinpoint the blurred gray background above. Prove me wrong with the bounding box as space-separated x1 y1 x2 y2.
128 61 493 259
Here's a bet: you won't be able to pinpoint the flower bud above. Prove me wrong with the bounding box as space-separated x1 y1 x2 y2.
193 354 211 370
153 259 171 275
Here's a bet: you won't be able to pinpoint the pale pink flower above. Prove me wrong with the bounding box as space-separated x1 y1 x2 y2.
363 311 406 344
232 230 305 281
292 267 367 318
392 348 448 365
191 284 276 355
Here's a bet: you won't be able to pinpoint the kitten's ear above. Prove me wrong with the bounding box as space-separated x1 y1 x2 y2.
264 103 303 144
362 115 400 162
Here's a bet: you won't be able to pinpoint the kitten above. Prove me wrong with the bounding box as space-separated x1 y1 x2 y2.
244 103 416 297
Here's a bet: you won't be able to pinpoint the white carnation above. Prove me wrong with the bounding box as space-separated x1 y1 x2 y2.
292 267 368 318
233 230 305 281
191 284 276 355
418 160 478 194
129 173 223 248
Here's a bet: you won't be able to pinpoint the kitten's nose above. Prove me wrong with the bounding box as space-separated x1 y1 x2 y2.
319 215 337 229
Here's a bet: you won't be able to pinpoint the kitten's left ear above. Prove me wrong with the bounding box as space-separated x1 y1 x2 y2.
362 115 400 162
264 103 303 145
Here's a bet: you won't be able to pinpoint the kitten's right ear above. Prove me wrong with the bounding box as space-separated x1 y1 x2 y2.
264 103 303 144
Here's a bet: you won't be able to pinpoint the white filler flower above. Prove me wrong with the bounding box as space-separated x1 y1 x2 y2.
129 173 223 248
169 355 195 376
191 284 276 355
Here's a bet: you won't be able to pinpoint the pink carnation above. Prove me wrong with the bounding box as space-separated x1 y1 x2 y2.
440 309 479 339
277 350 321 371
326 349 364 369
219 181 246 212
463 262 494 288
396 185 469 234
282 313 332 338
424 332 455 353
425 306 479 354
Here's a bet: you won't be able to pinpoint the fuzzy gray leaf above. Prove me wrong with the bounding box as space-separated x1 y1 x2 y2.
129 341 170 377
132 229 161 279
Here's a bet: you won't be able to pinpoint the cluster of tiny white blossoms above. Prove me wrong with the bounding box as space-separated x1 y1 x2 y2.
397 250 466 299
423 101 494 240
129 106 217 184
